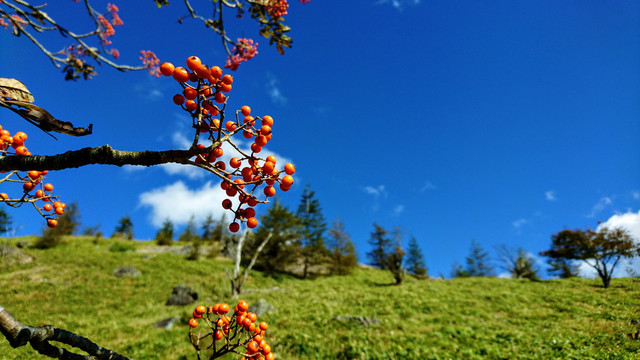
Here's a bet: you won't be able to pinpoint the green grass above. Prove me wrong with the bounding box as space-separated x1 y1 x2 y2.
1 236 639 359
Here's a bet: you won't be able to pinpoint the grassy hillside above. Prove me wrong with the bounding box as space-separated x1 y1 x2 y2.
1 236 639 359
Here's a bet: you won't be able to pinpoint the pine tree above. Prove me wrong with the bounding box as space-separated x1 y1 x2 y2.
465 239 494 276
0 208 12 235
366 223 391 269
246 199 300 273
547 258 580 279
327 218 357 275
387 228 405 285
178 216 200 242
112 215 133 240
296 185 328 277
405 236 428 278
155 218 174 246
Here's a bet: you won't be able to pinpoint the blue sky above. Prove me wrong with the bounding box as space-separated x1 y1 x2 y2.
1 0 639 278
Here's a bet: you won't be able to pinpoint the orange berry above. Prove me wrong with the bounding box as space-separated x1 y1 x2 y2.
247 217 258 228
284 163 295 175
47 219 57 228
237 300 249 312
13 132 27 144
213 147 224 158
266 155 276 164
218 303 230 314
188 318 199 328
214 92 226 104
160 62 175 76
35 189 45 198
185 100 198 111
15 146 28 156
259 321 268 330
54 207 64 215
222 74 233 85
225 121 237 131
244 116 255 125
281 175 294 187
172 94 185 105
260 125 271 136
23 182 34 192
241 105 251 116
263 186 276 197
195 305 206 315
262 161 275 174
28 170 40 180
254 135 267 147
247 341 260 354
230 157 242 168
222 199 232 209
186 56 201 71
172 67 190 83
183 87 198 100
43 203 53 212
261 115 274 127
215 330 224 340
195 64 211 79
210 66 223 79
44 183 54 192
251 143 262 153
220 82 232 93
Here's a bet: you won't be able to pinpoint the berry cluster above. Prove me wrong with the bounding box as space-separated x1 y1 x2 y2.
160 56 296 233
0 125 65 228
188 300 274 360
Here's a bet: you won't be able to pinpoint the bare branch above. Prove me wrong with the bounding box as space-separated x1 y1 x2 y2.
0 304 132 360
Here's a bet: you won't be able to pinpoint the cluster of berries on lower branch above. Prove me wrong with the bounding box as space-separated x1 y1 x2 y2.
189 300 275 360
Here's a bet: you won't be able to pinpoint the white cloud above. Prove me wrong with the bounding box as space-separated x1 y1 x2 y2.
362 185 387 198
597 209 640 241
633 191 640 200
266 73 286 105
545 191 556 201
512 218 528 229
393 205 404 215
587 196 613 218
138 181 229 228
420 181 437 192
376 0 421 11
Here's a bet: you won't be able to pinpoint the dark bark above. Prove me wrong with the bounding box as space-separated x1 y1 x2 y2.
0 144 211 171
0 305 132 360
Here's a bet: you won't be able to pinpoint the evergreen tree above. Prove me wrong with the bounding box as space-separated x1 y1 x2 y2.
178 216 200 242
296 184 328 277
387 228 405 285
465 239 494 276
450 261 470 278
201 214 227 242
0 207 12 235
327 218 357 275
155 218 174 246
112 215 133 240
366 223 391 269
246 199 300 273
547 258 580 279
405 236 428 278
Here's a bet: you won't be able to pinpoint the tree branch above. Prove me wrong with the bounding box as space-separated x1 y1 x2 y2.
0 145 205 171
0 304 132 360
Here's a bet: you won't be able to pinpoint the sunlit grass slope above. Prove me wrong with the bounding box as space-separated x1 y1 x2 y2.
1 236 639 359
